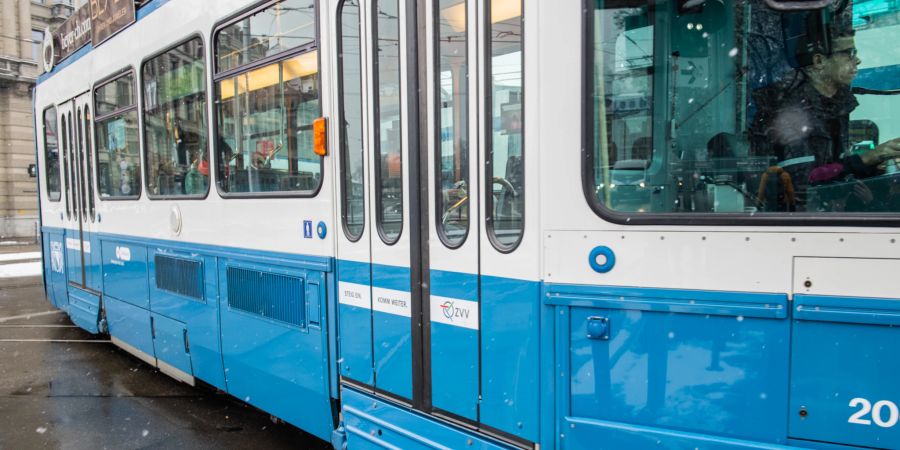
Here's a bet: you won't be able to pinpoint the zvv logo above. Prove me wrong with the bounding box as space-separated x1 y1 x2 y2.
440 300 470 322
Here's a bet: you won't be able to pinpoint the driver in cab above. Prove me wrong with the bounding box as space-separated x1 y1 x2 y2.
751 25 900 211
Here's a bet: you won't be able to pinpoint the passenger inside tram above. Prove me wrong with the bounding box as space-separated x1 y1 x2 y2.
589 0 900 215
751 14 900 211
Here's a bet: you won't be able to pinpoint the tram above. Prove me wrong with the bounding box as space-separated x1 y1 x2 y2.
33 0 900 448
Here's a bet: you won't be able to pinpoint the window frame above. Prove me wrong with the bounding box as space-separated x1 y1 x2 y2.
76 105 87 222
210 0 325 200
42 105 61 202
337 0 366 242
433 0 470 250
62 112 71 218
93 67 142 201
84 103 96 221
580 0 900 227
139 33 212 201
371 0 405 245
484 0 524 253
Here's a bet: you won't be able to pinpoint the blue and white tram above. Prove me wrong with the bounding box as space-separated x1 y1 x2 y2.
33 0 900 448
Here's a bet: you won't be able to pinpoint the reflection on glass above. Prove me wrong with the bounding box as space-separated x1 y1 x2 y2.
84 107 95 219
77 108 86 222
216 52 321 194
216 0 316 73
62 115 70 217
487 0 523 249
339 0 365 239
590 0 900 216
143 38 209 197
375 0 403 242
436 0 469 247
43 107 60 201
95 75 135 117
67 113 76 216
591 0 654 213
95 73 141 199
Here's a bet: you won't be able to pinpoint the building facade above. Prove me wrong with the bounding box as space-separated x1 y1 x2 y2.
0 0 72 240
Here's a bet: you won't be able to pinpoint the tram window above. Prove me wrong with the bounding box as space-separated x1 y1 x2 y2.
587 0 900 218
215 52 322 195
435 0 470 248
94 72 141 199
84 106 95 220
68 111 78 218
61 114 70 218
77 107 87 222
486 0 523 250
142 38 209 198
43 107 61 202
374 0 403 243
216 0 316 73
338 0 365 240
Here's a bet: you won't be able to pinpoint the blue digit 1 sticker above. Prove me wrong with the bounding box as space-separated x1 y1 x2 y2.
303 220 313 239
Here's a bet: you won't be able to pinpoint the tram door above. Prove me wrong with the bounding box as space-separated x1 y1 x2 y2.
335 0 485 424
336 0 418 401
58 93 95 290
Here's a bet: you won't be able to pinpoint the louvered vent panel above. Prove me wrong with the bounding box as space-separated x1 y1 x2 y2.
226 267 306 327
155 255 203 300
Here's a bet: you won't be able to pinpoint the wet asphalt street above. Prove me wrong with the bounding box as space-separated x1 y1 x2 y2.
0 245 330 450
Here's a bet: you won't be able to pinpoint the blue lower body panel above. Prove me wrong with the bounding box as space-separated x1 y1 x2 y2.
430 269 479 421
481 276 541 441
219 261 333 441
430 322 478 420
563 416 797 450
44 232 67 309
341 387 513 450
67 286 101 334
371 264 413 400
105 296 156 363
151 313 192 377
339 303 374 384
789 295 900 449
220 312 333 440
373 310 412 400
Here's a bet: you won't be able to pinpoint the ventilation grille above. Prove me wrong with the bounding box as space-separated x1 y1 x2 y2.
226 267 305 327
155 255 203 300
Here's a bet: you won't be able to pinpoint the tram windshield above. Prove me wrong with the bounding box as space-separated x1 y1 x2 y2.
588 0 900 215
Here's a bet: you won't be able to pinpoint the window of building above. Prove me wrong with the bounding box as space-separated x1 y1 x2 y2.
214 0 322 196
142 37 209 198
586 0 900 220
32 29 43 62
339 0 365 240
43 107 61 201
435 0 469 248
95 72 141 199
374 0 403 243
486 0 523 250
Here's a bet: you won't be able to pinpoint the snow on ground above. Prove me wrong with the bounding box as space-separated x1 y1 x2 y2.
0 252 41 263
0 262 43 278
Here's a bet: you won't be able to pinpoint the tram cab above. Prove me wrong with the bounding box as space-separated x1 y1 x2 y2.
555 0 900 448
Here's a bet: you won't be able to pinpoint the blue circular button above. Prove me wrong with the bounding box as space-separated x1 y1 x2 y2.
317 221 327 239
589 246 616 273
